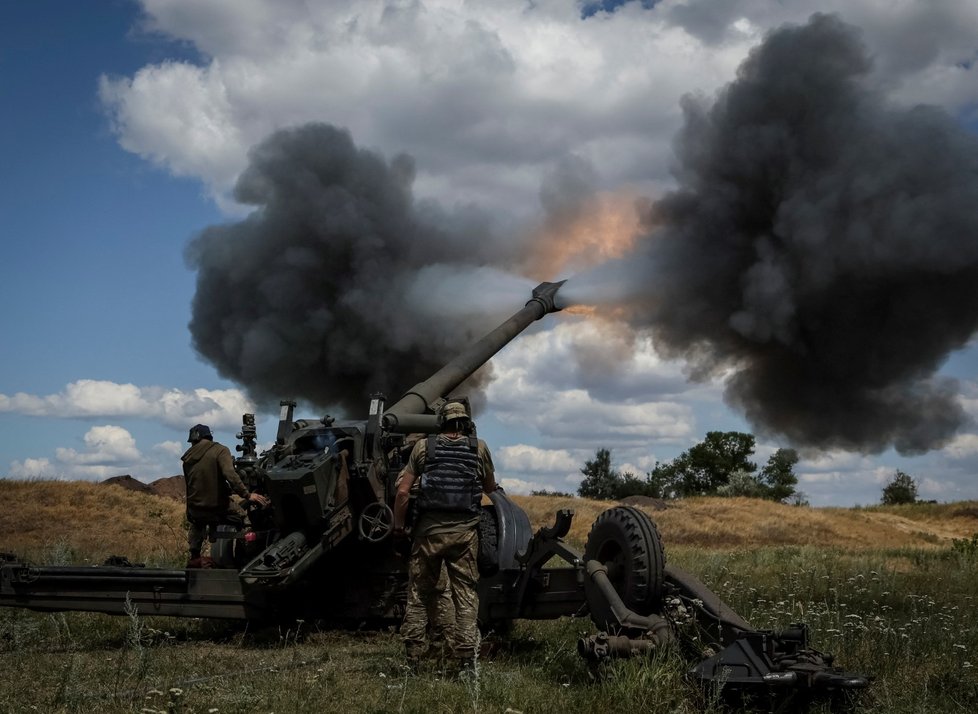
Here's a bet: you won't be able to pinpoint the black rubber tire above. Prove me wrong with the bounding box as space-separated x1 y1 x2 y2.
582 506 666 632
477 507 500 577
210 525 240 569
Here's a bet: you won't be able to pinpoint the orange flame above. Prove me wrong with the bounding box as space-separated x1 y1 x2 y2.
523 190 646 281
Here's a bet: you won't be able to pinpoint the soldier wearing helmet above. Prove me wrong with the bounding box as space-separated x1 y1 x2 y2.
181 424 269 568
393 401 497 672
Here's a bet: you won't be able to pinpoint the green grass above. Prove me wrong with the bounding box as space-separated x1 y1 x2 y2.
0 613 712 714
672 546 978 712
2 545 977 712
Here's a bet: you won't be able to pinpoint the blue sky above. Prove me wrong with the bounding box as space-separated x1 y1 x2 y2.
1 1 226 467
2 3 209 382
2 1 978 506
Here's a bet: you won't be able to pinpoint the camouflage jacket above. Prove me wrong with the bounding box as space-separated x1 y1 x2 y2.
181 439 249 514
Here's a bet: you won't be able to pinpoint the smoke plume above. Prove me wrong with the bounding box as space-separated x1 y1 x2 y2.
186 124 531 415
188 14 978 455
569 14 978 454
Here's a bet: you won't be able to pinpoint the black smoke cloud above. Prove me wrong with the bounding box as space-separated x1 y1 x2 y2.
189 14 978 456
571 14 978 454
186 124 531 415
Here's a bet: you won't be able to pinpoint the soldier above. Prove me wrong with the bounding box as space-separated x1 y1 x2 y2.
395 459 456 666
181 424 269 568
393 402 497 672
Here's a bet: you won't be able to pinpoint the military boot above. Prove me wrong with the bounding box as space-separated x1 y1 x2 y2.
404 646 426 675
186 556 216 569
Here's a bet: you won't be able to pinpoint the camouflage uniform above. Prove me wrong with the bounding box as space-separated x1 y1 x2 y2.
401 566 455 660
399 434 496 662
181 438 250 558
396 464 455 660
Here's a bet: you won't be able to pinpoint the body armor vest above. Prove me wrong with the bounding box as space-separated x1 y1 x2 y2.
418 435 482 514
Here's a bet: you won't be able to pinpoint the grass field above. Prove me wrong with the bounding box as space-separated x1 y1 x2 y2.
2 480 978 712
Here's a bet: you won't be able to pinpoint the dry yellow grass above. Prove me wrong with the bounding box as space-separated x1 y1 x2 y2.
2 480 977 565
0 479 186 562
512 494 978 550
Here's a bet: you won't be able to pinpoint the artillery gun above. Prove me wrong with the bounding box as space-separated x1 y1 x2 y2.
0 281 868 709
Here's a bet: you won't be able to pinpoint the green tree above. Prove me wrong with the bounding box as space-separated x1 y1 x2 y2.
759 448 799 502
614 471 653 498
881 470 918 505
652 431 757 497
716 469 766 498
645 464 673 499
647 461 678 499
577 448 621 500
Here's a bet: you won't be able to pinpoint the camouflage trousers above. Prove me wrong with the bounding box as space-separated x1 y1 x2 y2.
401 566 454 659
401 529 479 659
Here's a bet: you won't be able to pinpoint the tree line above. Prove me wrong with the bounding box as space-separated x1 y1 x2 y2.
577 431 801 503
574 431 923 505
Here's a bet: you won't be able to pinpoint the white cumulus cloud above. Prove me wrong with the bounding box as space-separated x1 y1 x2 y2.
498 477 542 495
55 425 141 465
99 1 978 215
7 425 152 481
497 444 580 474
488 319 700 449
7 457 58 479
153 440 186 458
0 380 253 430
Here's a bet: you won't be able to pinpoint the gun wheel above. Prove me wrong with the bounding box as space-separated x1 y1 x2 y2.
211 523 246 569
477 507 500 576
358 502 394 542
583 506 666 632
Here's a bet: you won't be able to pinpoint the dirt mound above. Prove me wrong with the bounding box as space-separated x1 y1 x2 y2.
100 475 154 496
149 475 186 501
99 474 184 501
619 495 669 510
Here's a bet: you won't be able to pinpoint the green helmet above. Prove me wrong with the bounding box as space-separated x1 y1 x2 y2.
440 401 470 423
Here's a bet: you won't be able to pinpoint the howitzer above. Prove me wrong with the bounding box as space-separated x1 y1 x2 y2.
0 281 867 710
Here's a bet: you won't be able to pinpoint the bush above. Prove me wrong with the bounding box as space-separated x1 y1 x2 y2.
951 532 978 560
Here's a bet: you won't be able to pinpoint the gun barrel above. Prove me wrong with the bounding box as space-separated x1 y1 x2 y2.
383 280 564 431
